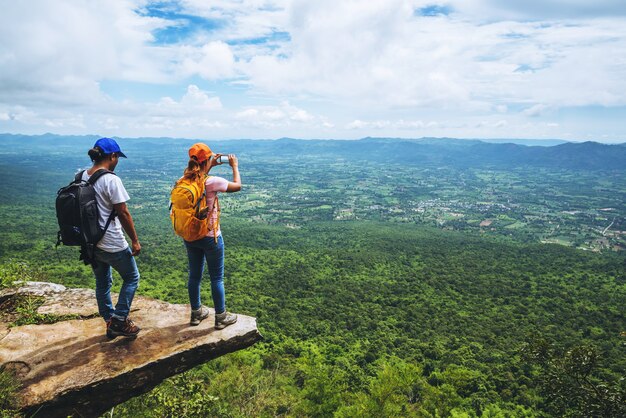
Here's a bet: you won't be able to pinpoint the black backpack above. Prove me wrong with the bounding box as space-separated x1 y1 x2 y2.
55 169 117 264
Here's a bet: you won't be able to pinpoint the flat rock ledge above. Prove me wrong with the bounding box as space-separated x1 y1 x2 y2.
0 282 262 417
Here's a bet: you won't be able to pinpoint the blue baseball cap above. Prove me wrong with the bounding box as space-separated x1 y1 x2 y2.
94 137 127 158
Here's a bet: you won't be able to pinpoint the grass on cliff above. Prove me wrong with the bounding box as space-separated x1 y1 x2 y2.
0 260 94 327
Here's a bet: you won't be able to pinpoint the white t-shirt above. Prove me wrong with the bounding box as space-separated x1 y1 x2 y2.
205 176 228 237
81 170 130 252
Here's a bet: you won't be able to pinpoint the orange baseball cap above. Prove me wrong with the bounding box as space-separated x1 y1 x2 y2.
188 143 213 163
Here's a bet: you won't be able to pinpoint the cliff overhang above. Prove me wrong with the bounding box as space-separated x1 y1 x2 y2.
0 282 262 417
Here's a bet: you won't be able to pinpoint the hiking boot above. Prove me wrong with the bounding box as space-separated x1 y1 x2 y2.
215 311 237 330
190 305 210 326
107 317 140 339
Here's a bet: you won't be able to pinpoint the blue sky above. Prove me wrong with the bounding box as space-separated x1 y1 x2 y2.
1 0 626 142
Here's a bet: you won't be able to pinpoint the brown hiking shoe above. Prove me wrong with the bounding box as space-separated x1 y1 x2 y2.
190 305 210 326
215 311 237 330
107 317 140 339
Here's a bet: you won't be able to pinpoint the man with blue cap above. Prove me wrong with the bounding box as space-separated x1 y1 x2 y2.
83 137 142 338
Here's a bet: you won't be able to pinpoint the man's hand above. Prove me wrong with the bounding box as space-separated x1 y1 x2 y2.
131 240 141 256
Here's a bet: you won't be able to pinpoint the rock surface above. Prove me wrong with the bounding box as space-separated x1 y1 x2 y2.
0 282 262 417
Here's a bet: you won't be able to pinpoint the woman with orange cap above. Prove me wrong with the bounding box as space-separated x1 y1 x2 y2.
177 142 241 328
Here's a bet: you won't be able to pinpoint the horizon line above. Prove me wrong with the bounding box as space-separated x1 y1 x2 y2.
1 132 626 145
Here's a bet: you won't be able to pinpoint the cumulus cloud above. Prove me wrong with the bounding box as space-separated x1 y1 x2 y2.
235 101 315 127
236 0 626 115
0 1 237 108
346 119 430 130
0 81 335 138
0 0 168 107
346 120 372 130
2 0 626 140
523 104 549 117
118 84 224 132
244 0 452 107
179 41 235 79
180 85 223 110
179 0 290 40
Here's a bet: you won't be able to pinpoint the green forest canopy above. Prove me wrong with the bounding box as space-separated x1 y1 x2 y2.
0 135 625 417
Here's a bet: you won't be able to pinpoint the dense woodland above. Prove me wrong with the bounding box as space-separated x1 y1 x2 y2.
1 135 625 417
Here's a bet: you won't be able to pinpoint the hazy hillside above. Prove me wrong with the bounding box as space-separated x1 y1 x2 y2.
1 133 624 171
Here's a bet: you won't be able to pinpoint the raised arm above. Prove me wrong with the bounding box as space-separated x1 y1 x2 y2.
225 154 241 193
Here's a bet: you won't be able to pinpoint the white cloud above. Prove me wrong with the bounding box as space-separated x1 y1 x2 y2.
244 0 450 107
320 117 335 129
0 83 332 138
110 84 224 125
1 0 626 140
179 42 235 79
346 119 428 130
179 0 290 41
180 85 223 110
495 105 508 113
0 0 168 107
235 101 316 127
281 101 314 122
122 85 224 131
240 1 626 113
475 119 508 128
494 120 508 128
43 115 86 129
346 120 368 130
236 108 260 119
523 104 549 117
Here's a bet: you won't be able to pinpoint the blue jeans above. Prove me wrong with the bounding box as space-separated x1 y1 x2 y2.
184 235 226 314
92 247 140 321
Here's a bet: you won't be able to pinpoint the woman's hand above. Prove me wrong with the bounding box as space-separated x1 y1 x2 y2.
226 154 241 192
210 155 221 168
228 154 238 168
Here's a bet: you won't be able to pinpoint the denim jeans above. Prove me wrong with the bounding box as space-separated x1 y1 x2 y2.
92 247 140 321
184 235 225 314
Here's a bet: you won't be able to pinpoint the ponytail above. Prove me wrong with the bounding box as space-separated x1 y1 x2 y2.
178 156 208 184
88 146 106 162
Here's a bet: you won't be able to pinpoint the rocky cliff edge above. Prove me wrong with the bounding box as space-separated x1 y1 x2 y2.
0 282 262 417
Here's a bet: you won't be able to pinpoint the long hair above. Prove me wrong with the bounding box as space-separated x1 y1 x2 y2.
177 156 208 185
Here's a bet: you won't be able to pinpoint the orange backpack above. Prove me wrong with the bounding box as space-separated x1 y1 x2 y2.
170 176 219 241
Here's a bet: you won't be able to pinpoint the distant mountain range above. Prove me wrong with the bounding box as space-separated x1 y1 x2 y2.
360 137 570 147
268 137 626 171
1 133 625 171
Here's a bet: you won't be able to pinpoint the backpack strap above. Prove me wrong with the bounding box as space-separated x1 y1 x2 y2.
96 211 117 243
75 168 116 184
74 170 86 183
87 168 116 185
205 175 220 242
191 176 207 215
196 187 206 214
211 194 221 243
86 168 119 240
